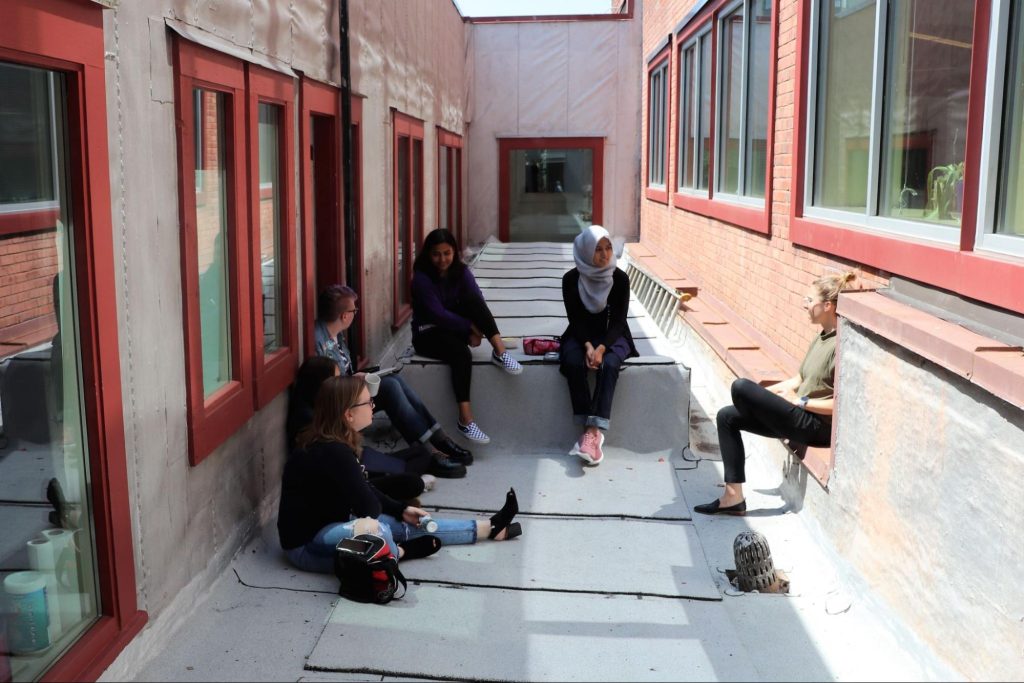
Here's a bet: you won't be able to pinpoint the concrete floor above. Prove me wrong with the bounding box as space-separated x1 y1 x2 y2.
127 242 959 682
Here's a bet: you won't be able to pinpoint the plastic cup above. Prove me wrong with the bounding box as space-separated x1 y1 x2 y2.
3 571 50 654
364 372 381 398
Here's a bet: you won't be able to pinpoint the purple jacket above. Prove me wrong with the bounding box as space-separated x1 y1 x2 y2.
410 267 484 337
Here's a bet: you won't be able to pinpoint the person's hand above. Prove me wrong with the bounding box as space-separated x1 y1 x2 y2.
353 517 381 535
469 324 483 347
592 345 606 368
402 506 429 526
584 342 597 369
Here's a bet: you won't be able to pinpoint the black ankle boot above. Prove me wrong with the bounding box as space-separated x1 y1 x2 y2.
432 435 474 465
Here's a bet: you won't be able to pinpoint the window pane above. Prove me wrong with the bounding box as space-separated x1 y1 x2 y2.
679 46 697 189
413 139 423 256
880 1 973 226
699 34 713 190
814 0 875 211
997 4 1024 238
719 9 744 195
0 64 102 682
0 63 56 207
257 103 283 354
396 136 410 308
648 67 666 186
439 146 449 230
509 147 593 241
746 0 772 198
194 90 232 397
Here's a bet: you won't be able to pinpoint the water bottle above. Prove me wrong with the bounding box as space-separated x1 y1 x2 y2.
418 515 438 533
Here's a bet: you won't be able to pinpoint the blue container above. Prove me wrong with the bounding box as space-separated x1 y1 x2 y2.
3 572 50 654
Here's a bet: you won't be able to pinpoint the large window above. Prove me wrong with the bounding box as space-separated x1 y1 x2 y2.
392 111 423 326
672 0 774 231
807 0 974 241
437 129 463 246
646 53 669 195
0 1 144 679
175 40 300 462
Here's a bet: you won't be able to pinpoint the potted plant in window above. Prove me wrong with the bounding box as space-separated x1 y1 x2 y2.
924 161 965 222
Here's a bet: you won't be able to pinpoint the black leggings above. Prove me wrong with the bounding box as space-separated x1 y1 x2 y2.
413 296 501 404
717 378 832 484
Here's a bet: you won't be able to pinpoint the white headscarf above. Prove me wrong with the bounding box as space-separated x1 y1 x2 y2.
573 224 616 314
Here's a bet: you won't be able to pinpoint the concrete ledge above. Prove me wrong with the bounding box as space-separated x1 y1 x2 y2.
838 290 1024 410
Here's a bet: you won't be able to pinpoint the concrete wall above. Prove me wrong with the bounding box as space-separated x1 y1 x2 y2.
347 0 469 356
799 322 1024 680
465 13 643 244
98 1 469 675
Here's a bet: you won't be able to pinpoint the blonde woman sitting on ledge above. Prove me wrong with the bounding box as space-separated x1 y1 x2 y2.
694 271 856 516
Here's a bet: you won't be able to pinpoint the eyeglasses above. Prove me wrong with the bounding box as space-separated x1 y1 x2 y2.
343 308 359 315
352 398 374 409
803 296 816 306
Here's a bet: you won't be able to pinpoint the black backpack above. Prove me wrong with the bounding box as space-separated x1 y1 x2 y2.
333 533 407 604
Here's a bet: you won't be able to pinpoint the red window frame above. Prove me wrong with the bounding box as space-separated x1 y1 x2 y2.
173 38 255 465
497 136 605 242
436 127 464 246
247 66 298 408
299 84 365 362
645 46 671 204
791 0 1024 315
669 0 778 235
2 1 146 680
392 110 424 327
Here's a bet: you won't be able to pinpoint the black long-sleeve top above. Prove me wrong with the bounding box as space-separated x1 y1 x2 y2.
277 440 406 550
561 268 638 358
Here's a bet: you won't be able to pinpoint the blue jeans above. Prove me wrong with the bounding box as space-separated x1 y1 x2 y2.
559 336 628 430
285 514 478 574
373 375 441 445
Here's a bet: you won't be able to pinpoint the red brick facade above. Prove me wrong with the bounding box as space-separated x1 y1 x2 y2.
640 0 888 363
0 231 58 335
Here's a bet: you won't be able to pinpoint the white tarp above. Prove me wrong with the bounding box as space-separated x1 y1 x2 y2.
467 16 643 244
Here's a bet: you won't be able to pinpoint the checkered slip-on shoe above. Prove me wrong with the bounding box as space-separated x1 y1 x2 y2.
491 351 523 375
457 420 491 444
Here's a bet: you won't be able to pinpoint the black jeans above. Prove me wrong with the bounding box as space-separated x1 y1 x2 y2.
559 336 625 430
412 296 501 404
717 378 832 484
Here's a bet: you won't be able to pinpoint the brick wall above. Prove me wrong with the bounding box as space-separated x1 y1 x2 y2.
0 231 58 334
639 0 888 362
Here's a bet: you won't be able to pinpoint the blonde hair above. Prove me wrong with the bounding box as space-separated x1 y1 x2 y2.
296 375 367 455
813 270 857 305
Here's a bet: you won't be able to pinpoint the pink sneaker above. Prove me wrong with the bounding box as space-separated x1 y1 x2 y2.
575 431 603 466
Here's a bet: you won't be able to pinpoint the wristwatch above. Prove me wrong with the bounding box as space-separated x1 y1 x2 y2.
798 396 809 408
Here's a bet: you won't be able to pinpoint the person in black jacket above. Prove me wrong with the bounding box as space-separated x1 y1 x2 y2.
278 375 522 573
560 225 637 466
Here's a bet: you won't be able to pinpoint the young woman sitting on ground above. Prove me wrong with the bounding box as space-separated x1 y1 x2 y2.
694 271 857 516
286 356 435 501
410 228 522 445
315 284 471 478
278 375 522 572
560 225 637 466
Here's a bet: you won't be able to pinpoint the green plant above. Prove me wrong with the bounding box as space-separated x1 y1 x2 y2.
924 161 965 221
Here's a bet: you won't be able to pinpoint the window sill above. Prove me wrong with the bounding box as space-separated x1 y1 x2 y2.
838 290 1024 410
792 215 1024 315
0 207 61 236
673 192 769 234
645 187 668 204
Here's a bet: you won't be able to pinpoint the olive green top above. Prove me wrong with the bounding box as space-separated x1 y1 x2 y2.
796 329 838 400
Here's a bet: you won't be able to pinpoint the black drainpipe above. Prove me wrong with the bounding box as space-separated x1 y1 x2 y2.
338 0 359 360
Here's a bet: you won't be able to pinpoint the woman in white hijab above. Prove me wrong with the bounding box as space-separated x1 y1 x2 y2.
559 225 637 465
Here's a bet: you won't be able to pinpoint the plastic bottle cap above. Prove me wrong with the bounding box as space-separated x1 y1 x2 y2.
3 571 47 595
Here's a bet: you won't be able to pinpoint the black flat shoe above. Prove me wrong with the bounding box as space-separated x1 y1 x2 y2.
399 535 442 560
693 499 747 516
434 437 473 465
427 456 467 479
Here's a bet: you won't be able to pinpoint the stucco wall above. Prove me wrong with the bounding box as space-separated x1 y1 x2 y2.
466 14 643 245
96 1 471 675
811 322 1024 680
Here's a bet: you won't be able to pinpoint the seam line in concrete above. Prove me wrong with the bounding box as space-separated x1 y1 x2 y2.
404 578 723 603
422 506 693 522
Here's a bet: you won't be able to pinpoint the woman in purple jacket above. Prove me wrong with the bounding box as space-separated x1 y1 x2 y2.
411 229 522 445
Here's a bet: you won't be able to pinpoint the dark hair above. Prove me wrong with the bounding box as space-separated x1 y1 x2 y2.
293 356 338 407
317 285 358 322
413 228 465 280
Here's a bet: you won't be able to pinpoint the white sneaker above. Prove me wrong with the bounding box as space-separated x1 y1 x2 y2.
420 474 437 491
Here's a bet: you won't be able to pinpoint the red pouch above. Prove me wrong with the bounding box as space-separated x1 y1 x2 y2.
523 337 561 355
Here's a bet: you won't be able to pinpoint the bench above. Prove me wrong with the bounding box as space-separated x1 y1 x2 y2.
0 314 58 361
